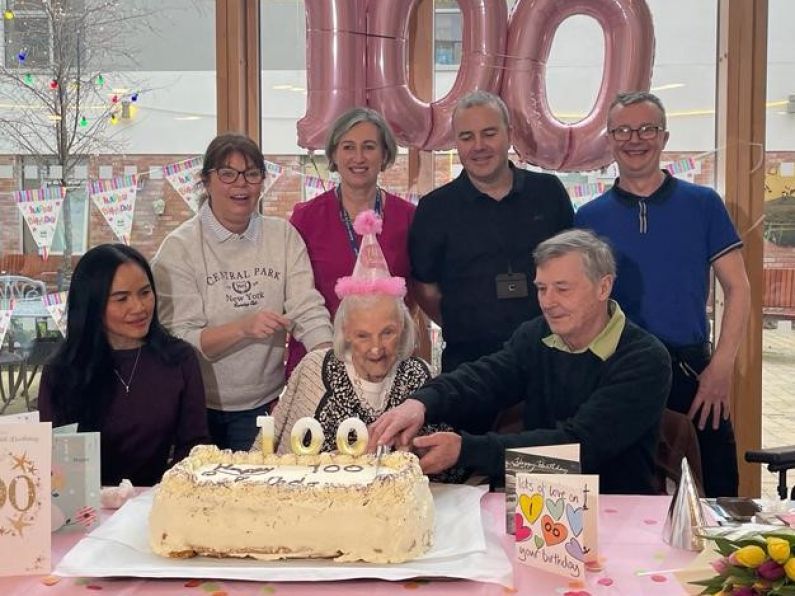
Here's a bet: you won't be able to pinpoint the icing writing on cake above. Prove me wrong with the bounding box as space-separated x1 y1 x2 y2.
195 463 396 487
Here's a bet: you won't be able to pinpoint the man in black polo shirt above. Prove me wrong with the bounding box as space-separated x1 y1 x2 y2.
410 91 573 375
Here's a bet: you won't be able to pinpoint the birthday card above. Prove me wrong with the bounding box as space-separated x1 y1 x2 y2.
51 425 101 532
505 444 580 533
0 418 52 576
514 473 599 580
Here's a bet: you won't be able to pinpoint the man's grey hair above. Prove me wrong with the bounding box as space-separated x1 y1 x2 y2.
325 107 398 172
332 294 416 361
608 91 667 129
533 229 616 283
453 90 511 129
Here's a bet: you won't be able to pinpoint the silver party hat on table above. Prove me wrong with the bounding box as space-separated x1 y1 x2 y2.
662 457 707 551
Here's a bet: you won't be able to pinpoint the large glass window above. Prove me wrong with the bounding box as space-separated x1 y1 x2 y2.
761 0 795 499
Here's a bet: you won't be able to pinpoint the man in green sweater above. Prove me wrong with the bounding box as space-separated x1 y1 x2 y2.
370 229 671 494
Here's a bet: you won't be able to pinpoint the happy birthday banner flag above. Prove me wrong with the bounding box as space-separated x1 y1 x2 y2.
163 156 203 213
263 160 284 195
13 187 66 260
665 157 696 175
42 292 68 337
568 182 607 198
303 175 327 201
0 300 14 350
87 175 138 245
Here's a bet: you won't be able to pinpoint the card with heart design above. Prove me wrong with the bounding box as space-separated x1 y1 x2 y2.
514 473 599 580
505 444 580 534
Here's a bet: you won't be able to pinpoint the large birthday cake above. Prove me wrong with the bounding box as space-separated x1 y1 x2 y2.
148 444 434 563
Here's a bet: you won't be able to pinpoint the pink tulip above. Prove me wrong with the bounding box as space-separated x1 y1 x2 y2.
711 557 731 574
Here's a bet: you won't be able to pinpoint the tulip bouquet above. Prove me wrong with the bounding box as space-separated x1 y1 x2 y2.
692 529 795 595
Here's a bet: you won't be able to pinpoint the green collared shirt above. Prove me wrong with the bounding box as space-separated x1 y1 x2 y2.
542 300 626 361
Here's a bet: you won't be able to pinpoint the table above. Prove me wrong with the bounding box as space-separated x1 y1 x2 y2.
0 494 702 595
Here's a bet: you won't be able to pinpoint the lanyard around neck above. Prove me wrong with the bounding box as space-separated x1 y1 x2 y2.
337 185 383 257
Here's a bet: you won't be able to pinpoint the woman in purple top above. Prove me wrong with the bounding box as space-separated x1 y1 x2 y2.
286 107 417 377
38 244 209 486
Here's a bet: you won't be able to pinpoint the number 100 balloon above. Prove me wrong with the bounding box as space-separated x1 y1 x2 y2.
297 0 654 172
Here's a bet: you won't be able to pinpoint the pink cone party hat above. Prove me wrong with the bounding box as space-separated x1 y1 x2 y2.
334 210 406 299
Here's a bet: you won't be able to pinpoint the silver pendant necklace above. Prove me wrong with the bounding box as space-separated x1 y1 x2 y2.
114 346 142 395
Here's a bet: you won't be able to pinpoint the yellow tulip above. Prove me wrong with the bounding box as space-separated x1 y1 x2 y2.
785 556 795 581
733 545 767 568
766 536 792 564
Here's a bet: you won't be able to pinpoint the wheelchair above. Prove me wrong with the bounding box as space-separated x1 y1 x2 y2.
745 445 795 500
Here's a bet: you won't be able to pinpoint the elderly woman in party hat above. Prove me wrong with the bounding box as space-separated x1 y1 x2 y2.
272 211 461 481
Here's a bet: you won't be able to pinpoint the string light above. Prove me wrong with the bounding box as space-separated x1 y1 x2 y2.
79 116 88 127
17 50 26 64
111 94 119 104
95 74 105 87
49 79 58 90
130 92 138 102
22 73 34 85
110 114 118 125
3 9 14 20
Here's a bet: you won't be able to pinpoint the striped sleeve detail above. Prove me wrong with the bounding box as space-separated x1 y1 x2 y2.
709 240 744 263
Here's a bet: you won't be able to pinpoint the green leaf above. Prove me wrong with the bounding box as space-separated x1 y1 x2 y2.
714 538 735 556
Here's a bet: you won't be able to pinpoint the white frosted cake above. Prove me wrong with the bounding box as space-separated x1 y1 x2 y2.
148 444 434 563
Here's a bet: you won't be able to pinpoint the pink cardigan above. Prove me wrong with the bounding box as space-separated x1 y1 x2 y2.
286 188 415 377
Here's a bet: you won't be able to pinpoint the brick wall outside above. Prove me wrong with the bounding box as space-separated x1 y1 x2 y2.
1 150 793 287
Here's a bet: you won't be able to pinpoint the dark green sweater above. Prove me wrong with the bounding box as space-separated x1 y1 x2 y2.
413 316 671 494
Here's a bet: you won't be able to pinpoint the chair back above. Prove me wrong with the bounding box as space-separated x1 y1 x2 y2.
0 275 47 302
656 408 705 495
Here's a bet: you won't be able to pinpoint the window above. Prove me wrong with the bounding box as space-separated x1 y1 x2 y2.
435 9 462 67
2 0 85 69
3 0 50 68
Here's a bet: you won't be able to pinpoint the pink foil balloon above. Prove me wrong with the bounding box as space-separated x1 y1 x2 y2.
366 0 431 148
297 0 368 150
424 0 508 150
502 0 655 171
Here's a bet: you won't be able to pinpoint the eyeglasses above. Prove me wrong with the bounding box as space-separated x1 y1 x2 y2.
608 124 665 142
211 167 266 184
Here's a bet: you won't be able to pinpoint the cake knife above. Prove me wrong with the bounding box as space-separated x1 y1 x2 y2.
374 444 387 477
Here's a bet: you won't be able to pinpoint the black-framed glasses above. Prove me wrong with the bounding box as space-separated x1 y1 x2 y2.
211 167 266 184
608 124 665 142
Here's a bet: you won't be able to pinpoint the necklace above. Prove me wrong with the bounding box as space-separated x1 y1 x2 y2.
113 346 142 395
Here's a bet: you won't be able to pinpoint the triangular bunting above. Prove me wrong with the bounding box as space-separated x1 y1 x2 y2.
42 292 68 337
13 186 66 261
0 300 14 350
163 156 203 213
262 160 284 196
87 175 138 245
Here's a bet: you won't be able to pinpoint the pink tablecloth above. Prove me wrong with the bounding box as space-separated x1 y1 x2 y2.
0 494 699 595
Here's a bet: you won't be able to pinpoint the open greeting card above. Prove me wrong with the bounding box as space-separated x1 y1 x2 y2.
514 472 599 580
505 444 580 534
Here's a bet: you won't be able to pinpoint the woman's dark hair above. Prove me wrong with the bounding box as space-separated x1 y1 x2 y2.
197 133 265 207
47 244 190 430
200 133 265 185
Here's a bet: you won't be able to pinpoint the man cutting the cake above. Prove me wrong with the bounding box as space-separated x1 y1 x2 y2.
369 229 672 494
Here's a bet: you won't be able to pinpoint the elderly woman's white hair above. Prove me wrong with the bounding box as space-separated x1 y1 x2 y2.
332 294 416 361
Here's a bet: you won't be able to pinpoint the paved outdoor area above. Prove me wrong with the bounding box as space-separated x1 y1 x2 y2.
760 324 795 498
3 328 794 497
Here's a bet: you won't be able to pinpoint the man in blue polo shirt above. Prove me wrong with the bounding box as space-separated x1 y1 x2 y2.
575 91 751 497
